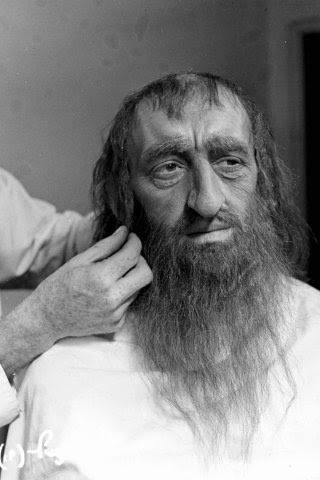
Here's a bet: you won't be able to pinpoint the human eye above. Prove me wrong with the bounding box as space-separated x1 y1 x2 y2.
151 161 185 187
214 157 244 178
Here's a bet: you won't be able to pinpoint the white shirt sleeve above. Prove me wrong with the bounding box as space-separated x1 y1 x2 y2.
0 364 19 428
0 168 93 285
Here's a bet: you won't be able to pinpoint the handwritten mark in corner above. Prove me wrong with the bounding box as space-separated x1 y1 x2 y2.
0 430 64 471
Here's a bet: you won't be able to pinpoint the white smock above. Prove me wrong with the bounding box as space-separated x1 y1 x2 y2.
2 280 320 480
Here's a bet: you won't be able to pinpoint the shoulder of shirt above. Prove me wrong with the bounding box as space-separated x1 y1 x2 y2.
289 278 320 311
285 278 320 340
16 331 138 390
0 167 20 188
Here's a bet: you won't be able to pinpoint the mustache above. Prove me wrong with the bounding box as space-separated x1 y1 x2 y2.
132 196 247 242
174 207 244 235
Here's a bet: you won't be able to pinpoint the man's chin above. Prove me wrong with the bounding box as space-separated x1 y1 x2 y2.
185 227 233 244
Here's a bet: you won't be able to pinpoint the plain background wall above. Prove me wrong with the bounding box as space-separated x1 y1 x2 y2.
0 0 269 214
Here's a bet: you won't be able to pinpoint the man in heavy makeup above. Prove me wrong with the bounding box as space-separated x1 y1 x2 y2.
3 73 320 480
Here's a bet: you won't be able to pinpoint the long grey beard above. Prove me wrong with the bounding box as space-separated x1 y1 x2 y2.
130 197 295 458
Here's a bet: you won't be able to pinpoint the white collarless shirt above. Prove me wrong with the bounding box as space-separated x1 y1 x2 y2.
2 280 320 480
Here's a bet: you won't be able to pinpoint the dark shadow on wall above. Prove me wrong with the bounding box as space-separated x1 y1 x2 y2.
303 31 320 289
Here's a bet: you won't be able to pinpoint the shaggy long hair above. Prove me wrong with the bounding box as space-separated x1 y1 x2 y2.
92 72 307 279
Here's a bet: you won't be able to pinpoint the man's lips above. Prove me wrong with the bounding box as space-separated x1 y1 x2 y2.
185 225 231 236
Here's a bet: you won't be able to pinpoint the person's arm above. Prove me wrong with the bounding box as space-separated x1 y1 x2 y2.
0 226 153 426
0 168 93 287
0 364 20 427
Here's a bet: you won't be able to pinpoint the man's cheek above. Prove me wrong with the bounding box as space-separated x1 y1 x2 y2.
143 195 185 228
228 192 254 224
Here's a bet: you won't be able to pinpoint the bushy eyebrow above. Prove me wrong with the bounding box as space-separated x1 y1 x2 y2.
140 137 193 165
140 135 251 165
205 135 250 157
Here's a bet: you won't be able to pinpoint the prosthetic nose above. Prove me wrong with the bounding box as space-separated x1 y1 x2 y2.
187 163 226 218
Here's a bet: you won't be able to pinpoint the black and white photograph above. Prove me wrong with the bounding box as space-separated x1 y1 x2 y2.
0 1 320 479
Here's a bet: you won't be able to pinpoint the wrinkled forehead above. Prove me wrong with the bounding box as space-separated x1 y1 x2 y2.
128 88 253 162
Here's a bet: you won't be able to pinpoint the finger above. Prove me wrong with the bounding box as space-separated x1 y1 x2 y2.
105 292 139 331
70 226 128 265
96 233 143 280
116 256 153 301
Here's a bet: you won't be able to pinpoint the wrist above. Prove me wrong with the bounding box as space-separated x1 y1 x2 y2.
0 293 56 377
